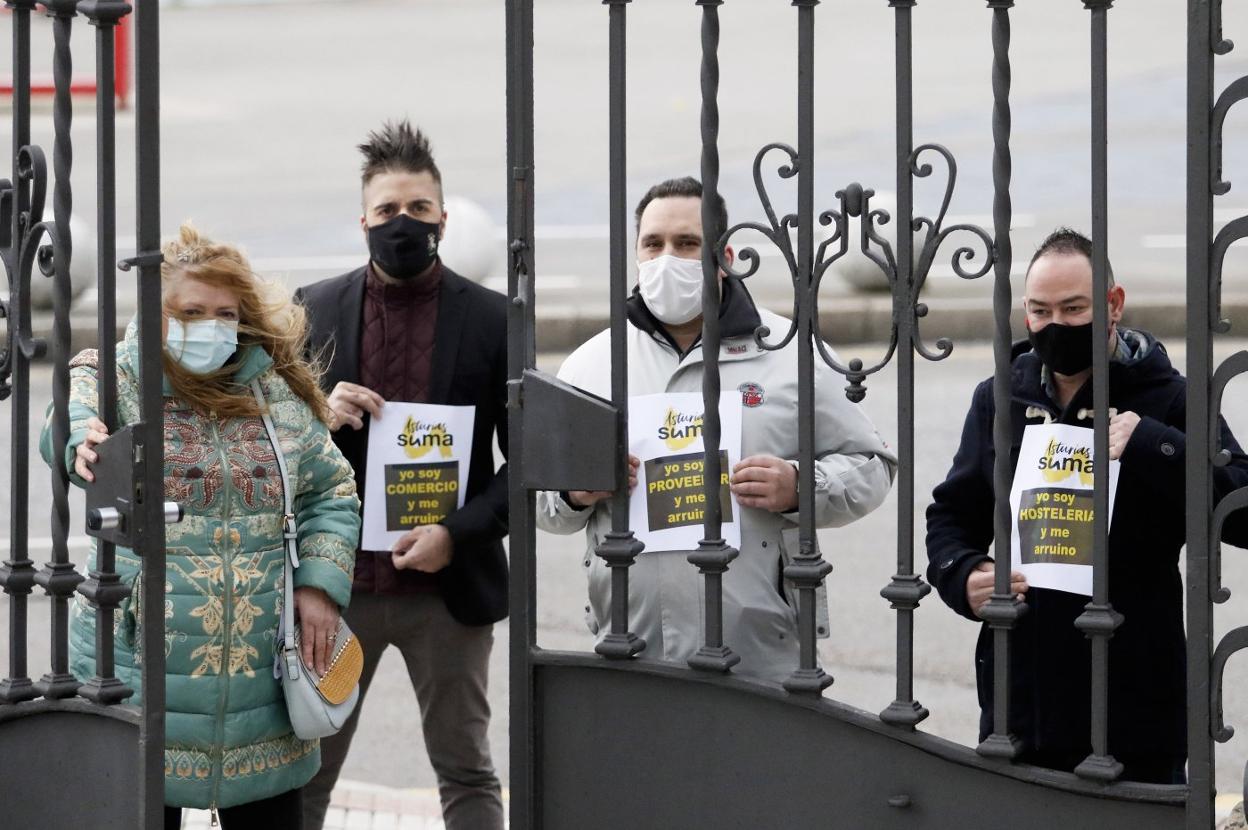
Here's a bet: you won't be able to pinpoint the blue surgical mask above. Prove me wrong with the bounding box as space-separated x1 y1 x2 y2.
166 318 239 374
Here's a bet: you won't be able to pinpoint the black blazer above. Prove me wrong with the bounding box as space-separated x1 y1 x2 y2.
295 264 509 626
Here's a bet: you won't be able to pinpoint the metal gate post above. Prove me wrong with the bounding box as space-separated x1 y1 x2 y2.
34 0 87 706
594 0 646 663
506 0 537 826
0 0 41 709
687 0 740 675
1073 0 1125 784
878 0 929 730
976 0 1026 764
76 0 136 709
131 0 168 825
783 0 835 697
1187 0 1217 824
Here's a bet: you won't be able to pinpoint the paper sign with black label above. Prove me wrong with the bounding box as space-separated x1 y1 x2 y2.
1008 423 1119 596
643 450 734 533
628 392 742 553
362 403 475 551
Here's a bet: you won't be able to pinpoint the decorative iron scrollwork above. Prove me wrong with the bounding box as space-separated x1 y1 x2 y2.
1 145 61 399
717 142 994 403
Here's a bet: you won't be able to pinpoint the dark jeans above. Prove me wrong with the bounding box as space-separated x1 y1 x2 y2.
165 787 303 830
302 592 503 830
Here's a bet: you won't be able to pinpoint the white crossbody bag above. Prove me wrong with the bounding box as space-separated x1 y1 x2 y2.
251 380 362 740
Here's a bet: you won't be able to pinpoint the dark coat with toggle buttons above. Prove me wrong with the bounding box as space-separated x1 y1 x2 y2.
926 330 1248 773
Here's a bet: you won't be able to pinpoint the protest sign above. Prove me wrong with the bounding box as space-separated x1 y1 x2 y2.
361 402 475 550
1009 423 1120 596
628 392 742 553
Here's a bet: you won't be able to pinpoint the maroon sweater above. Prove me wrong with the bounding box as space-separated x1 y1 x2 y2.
355 262 441 594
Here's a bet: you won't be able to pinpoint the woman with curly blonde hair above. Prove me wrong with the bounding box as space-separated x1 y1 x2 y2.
42 224 361 828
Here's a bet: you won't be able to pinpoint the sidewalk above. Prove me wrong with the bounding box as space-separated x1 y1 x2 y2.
178 784 1234 827
181 781 509 829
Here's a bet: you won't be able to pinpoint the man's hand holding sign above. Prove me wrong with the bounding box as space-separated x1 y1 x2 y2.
327 381 385 432
730 456 798 512
361 402 476 553
392 524 454 573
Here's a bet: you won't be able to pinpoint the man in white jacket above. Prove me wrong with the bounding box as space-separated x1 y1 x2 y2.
536 176 897 682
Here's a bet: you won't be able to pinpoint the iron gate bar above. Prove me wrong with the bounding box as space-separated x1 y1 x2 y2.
76 0 134 707
878 0 930 730
976 0 1026 764
1186 0 1215 822
688 0 740 675
1195 0 1248 823
0 0 40 708
595 0 646 662
506 0 537 825
783 0 834 696
34 0 87 704
1073 0 1124 784
132 0 167 822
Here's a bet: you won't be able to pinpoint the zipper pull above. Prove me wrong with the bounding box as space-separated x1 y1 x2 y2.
210 806 220 827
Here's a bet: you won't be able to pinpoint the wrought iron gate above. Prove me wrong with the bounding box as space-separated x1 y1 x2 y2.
1 1 165 828
505 1 1247 828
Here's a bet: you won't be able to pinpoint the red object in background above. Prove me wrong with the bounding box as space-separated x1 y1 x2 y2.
0 11 131 110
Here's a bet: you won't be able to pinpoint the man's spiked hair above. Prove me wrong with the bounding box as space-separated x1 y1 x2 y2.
358 118 442 189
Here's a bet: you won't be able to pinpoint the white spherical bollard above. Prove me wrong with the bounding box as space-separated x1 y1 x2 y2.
28 214 97 310
822 189 919 294
439 196 502 283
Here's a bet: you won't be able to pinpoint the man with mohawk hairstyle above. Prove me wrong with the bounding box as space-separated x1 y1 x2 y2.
296 120 508 830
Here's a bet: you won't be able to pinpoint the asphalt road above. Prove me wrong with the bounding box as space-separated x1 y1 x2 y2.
5 0 1248 313
6 338 1248 795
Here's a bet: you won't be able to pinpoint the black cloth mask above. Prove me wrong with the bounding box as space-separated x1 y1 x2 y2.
1028 321 1096 376
367 214 440 280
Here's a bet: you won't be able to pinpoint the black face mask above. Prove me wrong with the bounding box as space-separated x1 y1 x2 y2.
367 214 440 280
1028 321 1095 376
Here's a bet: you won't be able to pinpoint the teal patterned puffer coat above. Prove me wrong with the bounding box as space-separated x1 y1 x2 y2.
40 323 360 810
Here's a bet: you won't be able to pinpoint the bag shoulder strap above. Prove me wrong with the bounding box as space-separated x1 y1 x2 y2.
249 380 301 667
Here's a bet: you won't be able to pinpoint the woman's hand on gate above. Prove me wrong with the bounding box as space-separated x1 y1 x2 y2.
966 561 1029 617
74 416 110 482
294 586 340 677
566 455 640 508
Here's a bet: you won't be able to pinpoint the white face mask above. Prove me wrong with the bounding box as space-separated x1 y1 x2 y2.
637 254 707 325
166 318 239 375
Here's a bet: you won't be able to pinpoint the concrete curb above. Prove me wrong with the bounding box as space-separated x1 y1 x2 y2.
26 295 1238 357
504 294 1229 353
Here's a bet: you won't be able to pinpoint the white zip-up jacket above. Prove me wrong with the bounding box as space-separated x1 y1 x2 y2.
536 280 898 682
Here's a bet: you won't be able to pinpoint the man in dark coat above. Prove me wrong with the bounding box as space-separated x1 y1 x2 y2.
927 227 1248 784
296 120 508 830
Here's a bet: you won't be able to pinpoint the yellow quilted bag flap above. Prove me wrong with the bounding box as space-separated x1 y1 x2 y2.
296 621 364 706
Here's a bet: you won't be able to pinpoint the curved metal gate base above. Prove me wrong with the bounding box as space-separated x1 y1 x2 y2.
0 701 140 828
537 656 1185 830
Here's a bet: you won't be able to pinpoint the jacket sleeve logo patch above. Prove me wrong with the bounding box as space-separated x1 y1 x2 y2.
738 382 765 408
